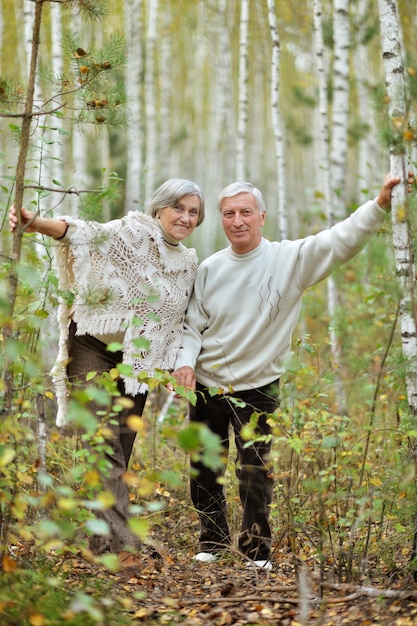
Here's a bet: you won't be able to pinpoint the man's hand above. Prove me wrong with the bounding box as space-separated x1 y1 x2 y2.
172 366 196 392
376 171 415 211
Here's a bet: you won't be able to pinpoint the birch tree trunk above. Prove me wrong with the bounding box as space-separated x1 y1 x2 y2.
70 7 88 216
192 0 234 257
159 7 172 178
330 0 350 219
266 0 287 239
48 1 65 207
2 0 44 413
354 0 376 204
124 0 144 211
144 0 159 207
313 0 347 414
378 0 417 569
236 0 249 181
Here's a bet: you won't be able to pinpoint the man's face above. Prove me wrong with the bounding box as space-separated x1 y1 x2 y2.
221 192 265 254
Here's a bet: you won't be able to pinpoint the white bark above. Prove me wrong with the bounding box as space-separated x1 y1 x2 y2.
313 0 347 414
198 0 234 257
159 8 171 178
236 0 249 181
313 0 332 214
144 0 159 207
47 1 65 210
70 7 88 216
330 0 350 218
354 0 376 203
266 0 287 239
124 0 144 211
378 0 417 415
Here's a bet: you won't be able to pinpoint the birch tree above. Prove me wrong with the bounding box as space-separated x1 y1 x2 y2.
124 0 144 211
266 0 287 238
353 0 378 203
70 7 88 216
378 0 417 564
313 0 347 414
48 2 65 206
144 0 159 207
236 0 249 181
330 0 350 219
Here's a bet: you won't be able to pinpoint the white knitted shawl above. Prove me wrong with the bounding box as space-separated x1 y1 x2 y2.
51 211 198 426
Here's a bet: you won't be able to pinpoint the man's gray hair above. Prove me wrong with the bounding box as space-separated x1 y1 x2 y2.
218 182 266 215
148 178 205 225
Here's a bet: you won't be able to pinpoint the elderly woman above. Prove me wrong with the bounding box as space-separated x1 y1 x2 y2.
9 178 204 570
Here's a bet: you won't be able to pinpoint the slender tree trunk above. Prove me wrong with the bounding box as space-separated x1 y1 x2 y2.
313 0 347 414
49 1 65 206
378 0 417 569
236 0 249 181
330 0 350 219
354 0 375 204
159 6 171 178
2 0 44 414
266 0 287 239
144 0 159 207
124 0 144 211
70 6 87 216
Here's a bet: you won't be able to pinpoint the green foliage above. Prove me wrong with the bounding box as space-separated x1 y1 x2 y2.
77 170 124 221
0 564 131 625
59 30 127 128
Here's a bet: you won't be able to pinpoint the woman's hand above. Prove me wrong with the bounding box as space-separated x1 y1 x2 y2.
9 205 68 239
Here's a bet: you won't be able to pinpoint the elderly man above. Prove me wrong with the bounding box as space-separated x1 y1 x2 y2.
174 173 404 570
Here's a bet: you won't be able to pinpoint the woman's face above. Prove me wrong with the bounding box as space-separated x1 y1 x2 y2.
158 194 201 241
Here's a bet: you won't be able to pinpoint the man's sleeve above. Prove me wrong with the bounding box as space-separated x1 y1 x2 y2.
295 199 387 290
174 275 208 370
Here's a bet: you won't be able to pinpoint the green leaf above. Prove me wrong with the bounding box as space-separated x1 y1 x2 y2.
106 342 123 352
85 518 110 536
128 517 149 540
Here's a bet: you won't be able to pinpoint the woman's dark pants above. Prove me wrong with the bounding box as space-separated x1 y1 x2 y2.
67 321 147 554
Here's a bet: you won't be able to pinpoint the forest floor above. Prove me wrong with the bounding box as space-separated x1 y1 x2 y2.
58 504 417 626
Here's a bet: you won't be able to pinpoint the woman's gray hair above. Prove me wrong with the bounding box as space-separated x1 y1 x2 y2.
148 178 205 225
218 182 266 215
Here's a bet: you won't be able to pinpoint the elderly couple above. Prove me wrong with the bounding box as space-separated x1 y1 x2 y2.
10 172 404 572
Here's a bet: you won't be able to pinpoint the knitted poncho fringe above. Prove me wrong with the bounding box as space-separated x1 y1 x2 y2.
51 212 198 427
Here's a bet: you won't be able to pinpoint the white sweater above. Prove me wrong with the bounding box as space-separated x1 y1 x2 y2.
52 212 198 425
175 199 387 391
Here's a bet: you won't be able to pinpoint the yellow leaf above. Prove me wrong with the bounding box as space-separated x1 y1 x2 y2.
126 415 145 434
29 613 46 626
369 477 382 487
45 391 54 400
122 471 140 487
115 397 135 409
0 447 16 468
84 469 101 487
109 368 119 380
136 477 155 497
396 205 408 222
57 497 77 511
133 608 149 618
1 554 18 573
97 491 115 509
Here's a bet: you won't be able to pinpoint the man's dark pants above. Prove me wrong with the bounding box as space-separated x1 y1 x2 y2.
190 380 279 561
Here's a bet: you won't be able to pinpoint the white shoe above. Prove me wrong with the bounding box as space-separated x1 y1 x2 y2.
246 558 272 571
193 552 217 563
